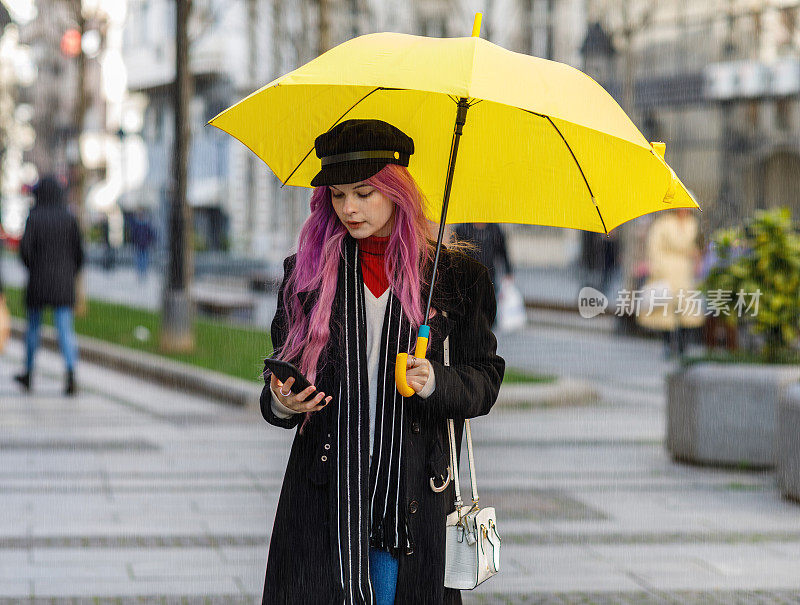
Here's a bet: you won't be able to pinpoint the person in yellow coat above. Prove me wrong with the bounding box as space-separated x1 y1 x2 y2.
636 208 705 358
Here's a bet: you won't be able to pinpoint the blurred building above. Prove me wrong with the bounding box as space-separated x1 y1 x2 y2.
18 0 800 272
121 0 587 265
19 1 77 179
0 5 36 236
584 0 800 237
19 0 135 248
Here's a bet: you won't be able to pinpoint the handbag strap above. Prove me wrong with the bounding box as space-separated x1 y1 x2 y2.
442 311 479 510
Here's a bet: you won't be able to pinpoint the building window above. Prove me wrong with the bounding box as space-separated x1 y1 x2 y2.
126 0 150 47
779 7 797 54
153 104 164 142
746 100 759 128
776 98 792 131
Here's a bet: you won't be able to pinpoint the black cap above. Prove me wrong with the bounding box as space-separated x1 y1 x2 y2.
310 119 414 187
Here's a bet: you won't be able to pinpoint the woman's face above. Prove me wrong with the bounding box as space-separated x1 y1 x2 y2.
329 180 395 238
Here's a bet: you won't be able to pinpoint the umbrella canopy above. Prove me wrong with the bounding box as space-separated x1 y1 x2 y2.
209 30 698 235
210 15 701 398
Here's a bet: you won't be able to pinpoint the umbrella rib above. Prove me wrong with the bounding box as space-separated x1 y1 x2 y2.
280 86 389 188
523 110 608 236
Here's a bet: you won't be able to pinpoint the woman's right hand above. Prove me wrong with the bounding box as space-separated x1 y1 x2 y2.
271 373 332 413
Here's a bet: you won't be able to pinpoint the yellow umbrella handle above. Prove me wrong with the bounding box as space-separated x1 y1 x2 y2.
395 325 430 397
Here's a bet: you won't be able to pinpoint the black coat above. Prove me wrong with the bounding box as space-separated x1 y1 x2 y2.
260 244 505 605
20 199 84 308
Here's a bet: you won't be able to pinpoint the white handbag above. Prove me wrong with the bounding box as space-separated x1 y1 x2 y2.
497 279 526 332
438 314 501 590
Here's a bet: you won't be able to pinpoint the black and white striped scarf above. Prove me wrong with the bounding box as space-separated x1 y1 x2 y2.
330 235 413 604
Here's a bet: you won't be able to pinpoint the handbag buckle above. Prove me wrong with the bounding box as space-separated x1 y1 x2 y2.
429 466 452 493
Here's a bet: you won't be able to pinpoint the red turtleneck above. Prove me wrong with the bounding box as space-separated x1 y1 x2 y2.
360 234 389 297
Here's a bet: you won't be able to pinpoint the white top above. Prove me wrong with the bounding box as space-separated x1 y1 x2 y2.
270 285 436 459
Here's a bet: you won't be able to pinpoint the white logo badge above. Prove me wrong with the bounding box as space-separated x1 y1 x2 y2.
578 287 608 319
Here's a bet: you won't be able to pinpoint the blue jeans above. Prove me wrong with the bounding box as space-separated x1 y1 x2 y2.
25 307 78 373
135 248 150 279
369 548 398 605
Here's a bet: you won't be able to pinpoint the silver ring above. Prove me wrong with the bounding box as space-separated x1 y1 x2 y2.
279 388 291 397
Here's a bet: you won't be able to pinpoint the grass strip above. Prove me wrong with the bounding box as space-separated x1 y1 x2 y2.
503 367 556 384
3 287 270 382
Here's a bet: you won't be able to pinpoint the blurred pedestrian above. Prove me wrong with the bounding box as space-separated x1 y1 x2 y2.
14 176 84 395
100 214 115 271
580 230 620 297
0 231 9 353
130 209 156 281
599 231 620 296
453 222 516 329
636 208 704 358
452 222 513 286
0 229 4 296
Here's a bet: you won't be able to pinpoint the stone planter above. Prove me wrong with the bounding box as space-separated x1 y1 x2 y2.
666 362 800 468
778 383 800 502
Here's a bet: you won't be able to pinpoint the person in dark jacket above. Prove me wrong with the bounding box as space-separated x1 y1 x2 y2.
130 209 156 281
260 120 504 605
14 175 84 395
580 230 620 297
0 229 4 296
452 222 512 286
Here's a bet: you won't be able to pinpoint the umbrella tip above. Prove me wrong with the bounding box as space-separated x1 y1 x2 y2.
472 13 482 38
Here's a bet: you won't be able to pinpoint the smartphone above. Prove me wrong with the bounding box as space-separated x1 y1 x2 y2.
263 358 313 394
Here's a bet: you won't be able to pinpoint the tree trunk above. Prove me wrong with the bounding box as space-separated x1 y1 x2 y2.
318 0 332 56
73 1 88 317
160 0 195 352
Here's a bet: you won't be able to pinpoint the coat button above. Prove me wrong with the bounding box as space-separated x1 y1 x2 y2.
408 500 419 514
411 422 420 434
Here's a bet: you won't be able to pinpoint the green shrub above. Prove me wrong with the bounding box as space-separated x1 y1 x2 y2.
701 207 800 362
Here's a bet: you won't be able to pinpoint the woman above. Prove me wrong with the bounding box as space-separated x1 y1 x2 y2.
260 119 505 605
636 207 704 358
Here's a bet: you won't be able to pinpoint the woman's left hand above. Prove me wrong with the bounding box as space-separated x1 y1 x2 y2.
405 355 431 393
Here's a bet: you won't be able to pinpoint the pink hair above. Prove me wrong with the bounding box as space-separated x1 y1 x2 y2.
272 164 434 429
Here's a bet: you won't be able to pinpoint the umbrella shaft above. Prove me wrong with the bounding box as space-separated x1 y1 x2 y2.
425 97 470 321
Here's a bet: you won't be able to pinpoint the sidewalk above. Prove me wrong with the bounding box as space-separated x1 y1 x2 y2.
1 320 799 602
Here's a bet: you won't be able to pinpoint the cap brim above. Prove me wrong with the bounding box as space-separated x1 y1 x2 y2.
310 160 396 187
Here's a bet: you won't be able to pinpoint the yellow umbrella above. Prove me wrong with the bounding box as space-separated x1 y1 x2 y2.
209 13 699 395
